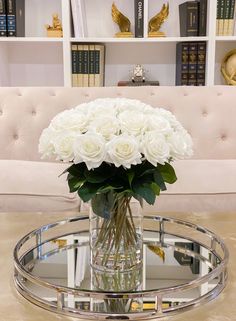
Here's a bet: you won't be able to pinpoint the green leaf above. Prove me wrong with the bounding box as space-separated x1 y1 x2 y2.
84 163 115 183
67 163 86 177
133 184 156 205
159 163 177 184
154 169 167 191
77 183 101 202
127 170 135 186
91 191 115 219
68 176 85 193
150 182 160 195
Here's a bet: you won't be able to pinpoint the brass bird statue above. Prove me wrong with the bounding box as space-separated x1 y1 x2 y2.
148 244 165 262
148 3 169 37
111 2 133 37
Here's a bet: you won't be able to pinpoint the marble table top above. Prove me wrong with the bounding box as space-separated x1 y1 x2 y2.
0 211 235 321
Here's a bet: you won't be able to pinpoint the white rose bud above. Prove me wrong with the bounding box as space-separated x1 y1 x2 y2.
168 130 193 160
107 135 142 168
119 110 147 136
88 116 120 140
73 133 106 170
142 131 170 166
38 127 56 159
51 109 89 133
53 131 77 162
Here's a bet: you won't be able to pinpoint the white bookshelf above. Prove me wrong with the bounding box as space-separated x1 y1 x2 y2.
0 0 235 87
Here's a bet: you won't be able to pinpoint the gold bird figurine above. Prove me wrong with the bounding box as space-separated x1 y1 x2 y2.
148 3 169 37
111 2 133 37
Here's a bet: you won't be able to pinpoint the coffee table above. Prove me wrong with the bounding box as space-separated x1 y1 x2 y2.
1 211 235 321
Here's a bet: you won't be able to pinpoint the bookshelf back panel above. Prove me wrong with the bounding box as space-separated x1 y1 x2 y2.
25 0 62 37
215 41 236 85
6 43 64 86
105 42 176 86
85 0 134 38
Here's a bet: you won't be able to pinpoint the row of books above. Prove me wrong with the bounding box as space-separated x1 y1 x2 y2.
0 0 24 37
216 0 236 35
71 43 105 87
175 42 206 86
179 0 207 37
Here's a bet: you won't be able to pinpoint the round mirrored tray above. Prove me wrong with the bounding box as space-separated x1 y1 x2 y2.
14 215 228 320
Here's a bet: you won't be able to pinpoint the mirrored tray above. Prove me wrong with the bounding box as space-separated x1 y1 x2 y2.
14 215 229 320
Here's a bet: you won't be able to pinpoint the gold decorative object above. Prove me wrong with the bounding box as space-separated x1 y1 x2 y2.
221 49 236 85
111 2 133 38
148 3 169 37
51 239 67 248
147 244 165 262
45 13 63 37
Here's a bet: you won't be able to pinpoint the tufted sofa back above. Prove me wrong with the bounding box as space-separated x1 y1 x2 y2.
0 86 235 161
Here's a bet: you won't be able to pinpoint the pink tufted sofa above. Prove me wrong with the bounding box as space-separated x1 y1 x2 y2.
0 86 236 213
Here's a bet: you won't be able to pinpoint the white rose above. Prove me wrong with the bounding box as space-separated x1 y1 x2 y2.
168 130 193 160
147 115 172 134
87 99 117 119
73 133 106 170
38 127 56 159
88 116 120 140
107 135 142 168
116 98 146 113
51 109 89 133
119 110 147 136
141 131 170 166
53 131 77 162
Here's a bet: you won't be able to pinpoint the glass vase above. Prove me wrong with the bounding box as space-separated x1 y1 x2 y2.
89 193 143 312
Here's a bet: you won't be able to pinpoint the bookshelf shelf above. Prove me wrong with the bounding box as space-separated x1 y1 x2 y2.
70 37 209 43
0 0 235 87
0 37 63 43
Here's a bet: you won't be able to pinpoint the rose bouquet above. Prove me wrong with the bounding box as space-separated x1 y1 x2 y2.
39 98 193 275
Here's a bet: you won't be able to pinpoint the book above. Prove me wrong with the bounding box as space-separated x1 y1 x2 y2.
6 0 25 37
175 42 189 86
118 81 159 86
88 44 95 87
188 42 198 86
228 0 236 35
94 44 105 87
218 0 225 35
198 0 207 36
224 0 231 35
77 44 84 87
196 42 206 86
0 0 7 37
216 0 220 34
179 1 199 37
83 44 89 87
134 0 144 38
70 0 88 38
71 44 78 87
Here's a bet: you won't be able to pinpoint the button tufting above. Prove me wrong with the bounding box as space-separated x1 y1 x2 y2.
202 110 208 116
117 93 122 96
150 92 155 96
221 134 227 141
183 92 188 96
13 134 18 140
84 93 89 97
32 110 36 116
0 110 2 116
217 92 222 96
17 92 22 96
50 92 56 96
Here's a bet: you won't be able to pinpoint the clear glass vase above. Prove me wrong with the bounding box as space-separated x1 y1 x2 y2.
90 193 143 274
89 193 143 312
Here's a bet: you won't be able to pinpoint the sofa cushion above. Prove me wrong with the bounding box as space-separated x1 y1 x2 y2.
0 160 80 212
164 159 236 194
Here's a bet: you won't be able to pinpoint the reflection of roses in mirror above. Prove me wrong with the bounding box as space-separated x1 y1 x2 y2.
39 98 193 207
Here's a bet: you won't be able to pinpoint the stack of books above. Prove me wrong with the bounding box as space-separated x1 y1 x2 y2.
71 43 105 87
175 42 206 86
216 0 236 35
0 0 25 37
179 0 208 37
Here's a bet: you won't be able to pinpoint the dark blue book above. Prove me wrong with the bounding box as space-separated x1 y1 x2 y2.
0 0 7 37
6 0 25 37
